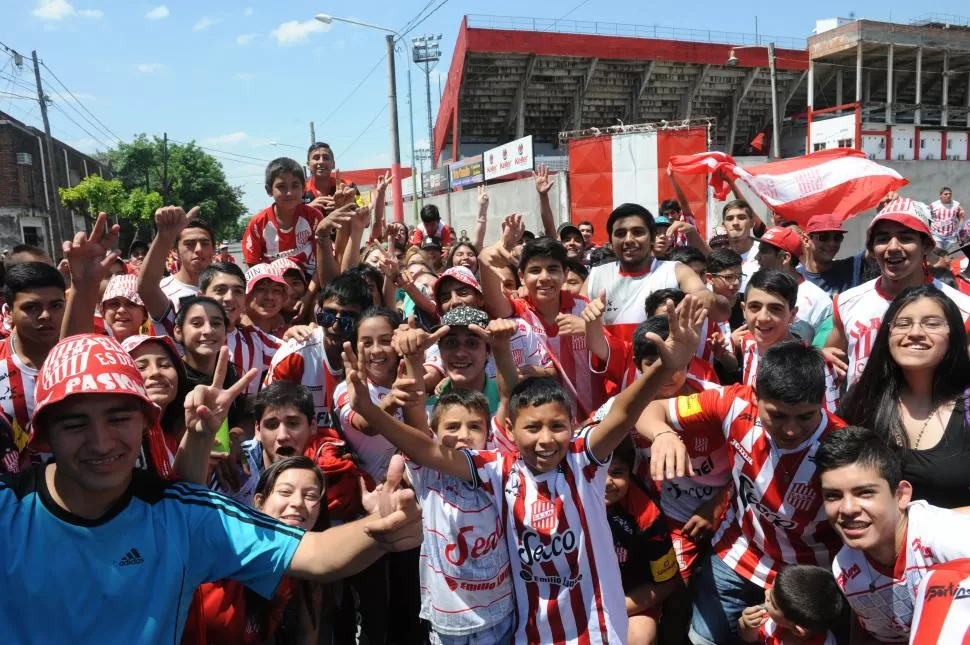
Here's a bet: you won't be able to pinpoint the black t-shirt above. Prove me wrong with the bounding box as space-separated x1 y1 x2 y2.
904 395 970 509
183 361 247 429
607 480 678 591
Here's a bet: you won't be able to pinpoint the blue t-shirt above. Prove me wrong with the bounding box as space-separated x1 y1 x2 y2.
0 465 303 642
797 251 866 297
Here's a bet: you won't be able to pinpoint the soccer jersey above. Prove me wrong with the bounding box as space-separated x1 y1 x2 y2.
758 618 836 645
607 479 679 592
409 220 454 247
669 385 844 587
462 426 627 644
585 258 680 344
264 328 342 429
407 460 514 637
697 318 732 365
930 199 965 245
423 316 553 379
832 501 970 643
796 276 834 335
910 559 970 645
510 293 606 419
227 325 282 395
0 336 37 452
739 333 841 414
597 329 719 393
243 203 320 272
160 275 200 311
668 212 698 249
0 466 301 642
834 276 970 386
333 379 399 482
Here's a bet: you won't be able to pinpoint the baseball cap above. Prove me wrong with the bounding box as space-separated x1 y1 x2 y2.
244 263 288 294
758 226 803 258
654 215 672 227
33 334 160 432
441 305 490 329
270 257 307 283
557 222 582 240
420 235 443 251
434 266 483 299
101 274 144 308
867 198 933 244
710 226 729 246
806 214 847 235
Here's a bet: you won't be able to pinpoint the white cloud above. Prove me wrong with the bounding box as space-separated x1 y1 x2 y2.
243 7 253 16
270 18 330 45
205 132 248 145
233 72 256 81
146 5 169 19
193 16 218 31
68 137 99 151
133 62 166 74
236 34 256 45
32 0 102 20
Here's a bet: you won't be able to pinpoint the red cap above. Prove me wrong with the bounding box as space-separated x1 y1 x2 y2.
433 266 484 314
33 334 160 429
244 263 288 294
758 227 803 259
806 214 847 234
867 198 933 245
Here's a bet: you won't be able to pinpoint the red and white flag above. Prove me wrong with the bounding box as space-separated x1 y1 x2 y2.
567 128 708 244
668 148 908 228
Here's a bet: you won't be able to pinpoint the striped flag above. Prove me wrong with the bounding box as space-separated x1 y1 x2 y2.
567 128 709 245
668 148 908 228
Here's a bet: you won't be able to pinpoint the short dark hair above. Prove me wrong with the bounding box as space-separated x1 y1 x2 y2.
607 203 655 238
6 244 53 269
578 220 594 232
177 218 216 248
745 268 797 309
564 258 589 280
659 199 682 215
255 455 328 532
632 315 669 364
429 388 490 433
518 237 567 273
612 435 637 471
3 262 65 304
941 186 952 193
344 265 382 296
307 141 333 158
772 565 845 635
265 157 306 189
174 295 228 328
200 262 246 292
353 306 402 346
644 288 685 317
254 381 316 425
815 426 904 490
509 377 572 420
706 248 744 274
669 246 706 267
320 271 374 310
755 341 826 405
722 199 752 220
420 204 441 223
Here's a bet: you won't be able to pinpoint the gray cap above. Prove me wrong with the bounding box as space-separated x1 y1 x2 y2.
441 305 489 329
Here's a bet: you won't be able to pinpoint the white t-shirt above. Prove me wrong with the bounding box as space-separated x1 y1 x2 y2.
796 277 834 334
160 275 200 311
832 501 970 643
585 258 680 343
332 379 399 482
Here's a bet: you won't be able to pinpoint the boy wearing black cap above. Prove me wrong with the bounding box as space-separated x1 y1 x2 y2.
558 222 586 262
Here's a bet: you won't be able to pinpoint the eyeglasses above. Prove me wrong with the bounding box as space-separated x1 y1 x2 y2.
317 308 359 335
812 233 845 243
889 316 949 335
711 273 744 284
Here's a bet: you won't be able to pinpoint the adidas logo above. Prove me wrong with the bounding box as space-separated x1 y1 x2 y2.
119 548 144 566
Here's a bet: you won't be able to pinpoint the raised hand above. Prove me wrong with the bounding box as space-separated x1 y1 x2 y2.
183 347 258 438
646 295 706 372
581 289 608 324
533 163 554 195
477 318 518 345
500 213 525 251
554 313 586 337
155 205 200 238
822 346 848 377
649 430 694 481
340 341 376 414
362 454 424 551
384 360 424 411
309 194 336 214
62 211 121 287
392 316 450 359
352 203 373 230
316 202 356 237
730 323 749 353
333 178 357 208
376 170 392 195
477 184 489 207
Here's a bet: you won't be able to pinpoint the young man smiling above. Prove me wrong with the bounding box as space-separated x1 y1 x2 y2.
138 206 214 312
816 426 970 643
798 214 865 296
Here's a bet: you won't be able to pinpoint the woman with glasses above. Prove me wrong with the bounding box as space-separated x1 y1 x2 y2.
838 284 970 508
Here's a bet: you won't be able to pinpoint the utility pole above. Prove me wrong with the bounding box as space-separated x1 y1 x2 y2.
412 34 442 169
31 50 65 255
161 132 170 202
767 42 781 159
385 34 404 223
309 121 316 146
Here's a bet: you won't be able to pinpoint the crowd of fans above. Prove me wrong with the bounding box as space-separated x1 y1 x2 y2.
1 136 969 645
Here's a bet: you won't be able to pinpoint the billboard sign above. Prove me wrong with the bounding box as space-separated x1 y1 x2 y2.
484 135 534 180
422 165 450 195
449 155 484 188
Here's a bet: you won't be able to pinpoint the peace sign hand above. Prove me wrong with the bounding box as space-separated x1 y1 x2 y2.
62 211 121 286
183 347 257 437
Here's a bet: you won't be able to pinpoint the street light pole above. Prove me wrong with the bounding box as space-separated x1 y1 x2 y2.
385 34 404 223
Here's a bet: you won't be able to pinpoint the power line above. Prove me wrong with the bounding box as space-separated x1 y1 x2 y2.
0 71 35 92
400 0 453 39
168 139 272 164
40 71 119 145
346 102 389 151
0 91 35 100
48 102 112 149
39 60 124 143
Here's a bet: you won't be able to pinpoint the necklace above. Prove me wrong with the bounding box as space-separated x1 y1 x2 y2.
913 409 937 449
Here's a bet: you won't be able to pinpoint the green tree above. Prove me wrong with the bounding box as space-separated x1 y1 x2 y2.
59 175 128 227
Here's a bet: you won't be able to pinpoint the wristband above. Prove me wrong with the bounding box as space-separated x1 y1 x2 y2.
653 430 681 442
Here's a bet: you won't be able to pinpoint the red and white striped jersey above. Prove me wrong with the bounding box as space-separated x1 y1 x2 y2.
409 221 454 247
696 318 731 364
930 199 965 240
596 330 719 393
160 276 200 311
910 559 970 645
333 379 398 482
226 325 281 395
832 501 970 643
758 617 836 645
669 212 698 249
463 426 627 644
510 294 606 420
0 336 36 452
263 328 341 429
834 276 970 386
669 385 844 587
423 316 553 378
739 333 841 414
243 203 320 272
585 259 680 344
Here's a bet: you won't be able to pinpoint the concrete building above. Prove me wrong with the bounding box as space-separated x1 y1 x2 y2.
0 110 105 258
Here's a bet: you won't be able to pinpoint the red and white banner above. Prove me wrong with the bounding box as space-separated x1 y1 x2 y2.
567 128 708 245
668 148 908 228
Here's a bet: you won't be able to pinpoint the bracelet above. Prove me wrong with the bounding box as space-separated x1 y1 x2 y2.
653 430 681 442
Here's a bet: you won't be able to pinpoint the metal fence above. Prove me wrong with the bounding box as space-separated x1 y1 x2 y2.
910 13 970 27
465 14 807 50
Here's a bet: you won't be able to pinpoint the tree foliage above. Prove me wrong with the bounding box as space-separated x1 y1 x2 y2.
59 175 162 227
103 134 248 239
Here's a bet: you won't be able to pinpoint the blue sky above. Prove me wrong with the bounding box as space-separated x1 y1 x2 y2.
2 0 967 215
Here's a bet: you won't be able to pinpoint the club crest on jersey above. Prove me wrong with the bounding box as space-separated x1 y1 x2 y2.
693 436 708 453
530 499 557 532
785 483 816 512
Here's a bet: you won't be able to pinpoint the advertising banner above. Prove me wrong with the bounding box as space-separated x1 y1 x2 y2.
449 155 484 189
484 135 534 180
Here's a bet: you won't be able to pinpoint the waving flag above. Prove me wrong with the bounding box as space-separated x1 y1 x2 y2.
668 148 908 227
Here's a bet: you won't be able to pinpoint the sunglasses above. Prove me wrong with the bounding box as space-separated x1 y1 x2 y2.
813 233 844 243
316 308 359 335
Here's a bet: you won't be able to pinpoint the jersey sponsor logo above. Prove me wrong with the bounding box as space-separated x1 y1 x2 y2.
663 479 716 502
118 548 144 566
693 436 708 453
517 528 578 567
444 518 504 566
677 394 702 418
924 582 970 602
836 562 861 589
651 549 679 582
729 438 754 466
315 409 336 428
738 474 796 529
911 537 934 560
530 498 557 532
518 569 584 588
785 483 817 512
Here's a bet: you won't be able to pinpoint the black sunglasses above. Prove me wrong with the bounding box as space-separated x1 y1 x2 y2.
813 233 845 243
316 308 358 335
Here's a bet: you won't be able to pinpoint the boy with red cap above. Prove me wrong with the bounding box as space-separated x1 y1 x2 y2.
242 263 290 337
0 334 423 641
824 198 970 386
798 214 866 296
